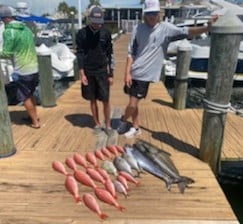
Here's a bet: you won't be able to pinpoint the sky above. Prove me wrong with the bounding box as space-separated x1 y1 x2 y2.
0 0 141 16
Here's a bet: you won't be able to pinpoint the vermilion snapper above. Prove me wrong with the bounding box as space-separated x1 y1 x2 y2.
85 152 98 168
86 167 106 184
74 169 97 189
52 161 71 176
119 171 140 186
64 175 81 203
94 150 105 161
104 178 118 199
82 193 108 220
73 153 88 169
94 187 125 211
107 145 120 157
65 157 77 171
101 147 112 159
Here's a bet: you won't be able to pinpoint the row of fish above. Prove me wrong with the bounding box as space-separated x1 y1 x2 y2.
52 140 195 219
52 144 140 219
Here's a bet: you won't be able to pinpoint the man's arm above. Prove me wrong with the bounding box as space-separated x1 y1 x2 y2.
188 15 218 37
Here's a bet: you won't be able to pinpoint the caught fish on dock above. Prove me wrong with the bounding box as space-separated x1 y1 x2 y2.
113 156 134 176
135 142 194 191
65 157 78 171
73 153 88 169
131 144 194 193
113 180 128 198
123 144 144 176
74 169 97 189
101 160 118 176
86 167 106 184
64 175 81 204
94 187 125 211
82 193 108 220
52 161 71 176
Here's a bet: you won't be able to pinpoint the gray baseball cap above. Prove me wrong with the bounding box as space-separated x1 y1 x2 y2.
89 6 104 24
0 5 16 18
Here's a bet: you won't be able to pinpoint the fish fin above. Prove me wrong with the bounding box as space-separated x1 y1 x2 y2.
180 176 195 185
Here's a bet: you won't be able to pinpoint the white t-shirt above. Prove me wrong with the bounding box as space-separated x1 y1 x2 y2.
128 22 189 82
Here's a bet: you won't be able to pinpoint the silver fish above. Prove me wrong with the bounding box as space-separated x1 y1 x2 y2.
113 156 133 176
135 141 179 175
134 143 194 193
101 160 118 176
123 144 144 176
129 145 175 190
136 139 171 157
113 180 128 198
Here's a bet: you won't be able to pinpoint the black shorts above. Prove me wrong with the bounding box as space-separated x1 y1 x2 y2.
123 79 150 99
81 74 110 102
13 73 39 102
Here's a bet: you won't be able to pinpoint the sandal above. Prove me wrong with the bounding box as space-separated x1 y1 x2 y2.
22 117 40 123
30 124 41 129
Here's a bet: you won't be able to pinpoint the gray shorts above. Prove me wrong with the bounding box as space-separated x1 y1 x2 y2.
81 73 110 102
13 73 39 102
123 79 150 99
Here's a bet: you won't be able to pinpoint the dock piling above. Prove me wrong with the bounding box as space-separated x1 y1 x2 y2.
37 46 56 107
0 64 16 158
173 40 192 110
199 11 243 174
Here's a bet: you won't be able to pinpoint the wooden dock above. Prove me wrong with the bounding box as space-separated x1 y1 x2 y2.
1 34 243 224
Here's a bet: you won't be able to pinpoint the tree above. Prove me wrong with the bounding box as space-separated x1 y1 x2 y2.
87 0 101 9
58 1 70 17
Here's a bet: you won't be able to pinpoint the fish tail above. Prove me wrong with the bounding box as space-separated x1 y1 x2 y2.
165 181 172 192
181 176 195 185
117 205 126 212
177 181 187 194
99 213 108 219
75 196 82 204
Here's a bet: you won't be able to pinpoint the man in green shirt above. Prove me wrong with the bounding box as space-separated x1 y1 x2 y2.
0 5 40 129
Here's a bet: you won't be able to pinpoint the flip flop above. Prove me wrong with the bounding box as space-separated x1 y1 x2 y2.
22 117 40 123
30 124 41 129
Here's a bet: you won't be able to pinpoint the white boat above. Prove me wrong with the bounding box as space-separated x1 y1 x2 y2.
190 37 243 74
2 42 76 84
165 37 243 81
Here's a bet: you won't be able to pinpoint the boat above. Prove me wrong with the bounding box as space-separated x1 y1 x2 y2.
164 37 243 81
190 37 243 74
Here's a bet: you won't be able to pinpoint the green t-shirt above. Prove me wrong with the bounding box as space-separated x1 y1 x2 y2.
1 20 38 75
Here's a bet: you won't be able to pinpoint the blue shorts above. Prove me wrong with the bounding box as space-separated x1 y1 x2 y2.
123 79 150 99
13 73 39 102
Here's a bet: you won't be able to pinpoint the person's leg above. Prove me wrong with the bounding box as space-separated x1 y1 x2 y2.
103 101 111 129
23 95 40 128
123 96 140 126
90 100 100 127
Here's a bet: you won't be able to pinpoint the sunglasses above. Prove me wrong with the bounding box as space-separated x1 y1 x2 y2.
145 11 159 16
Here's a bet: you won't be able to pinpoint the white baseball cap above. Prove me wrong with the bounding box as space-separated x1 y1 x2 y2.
0 5 16 18
143 0 160 13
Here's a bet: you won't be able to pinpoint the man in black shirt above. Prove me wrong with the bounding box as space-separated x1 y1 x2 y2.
76 5 115 135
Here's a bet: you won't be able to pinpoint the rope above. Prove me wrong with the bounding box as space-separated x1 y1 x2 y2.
203 99 243 116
